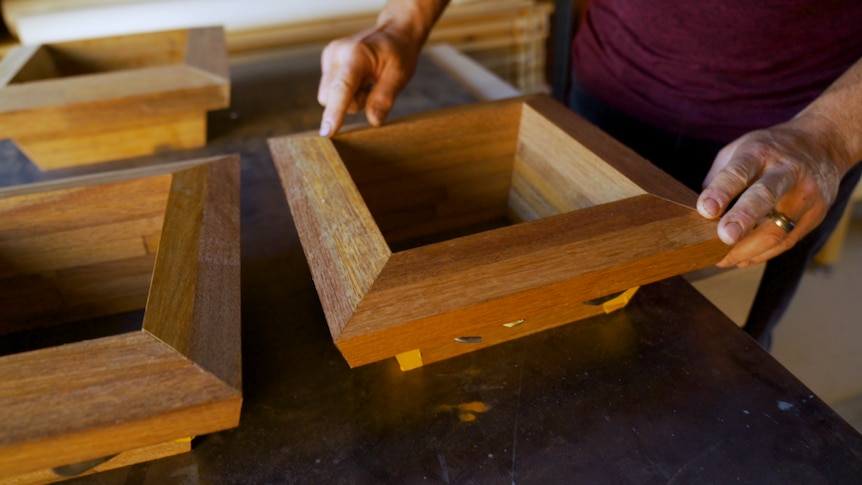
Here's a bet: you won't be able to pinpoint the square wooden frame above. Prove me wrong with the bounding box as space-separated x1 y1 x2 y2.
0 154 241 480
0 26 230 170
269 95 729 368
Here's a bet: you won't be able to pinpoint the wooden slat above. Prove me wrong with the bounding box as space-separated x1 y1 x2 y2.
336 195 727 366
0 173 169 330
42 28 189 75
512 100 646 218
333 99 523 243
143 154 242 389
0 255 155 335
269 137 391 338
0 65 225 135
0 174 171 239
185 25 230 86
522 95 699 208
0 332 241 478
0 216 162 276
14 111 207 169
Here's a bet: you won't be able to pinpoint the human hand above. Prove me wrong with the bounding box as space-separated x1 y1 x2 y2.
696 123 846 268
317 24 421 137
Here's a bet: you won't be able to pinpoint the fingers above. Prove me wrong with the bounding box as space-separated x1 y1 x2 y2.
698 135 797 245
363 68 403 127
697 125 843 268
319 60 365 137
701 149 800 266
716 211 797 267
717 163 796 245
318 23 421 137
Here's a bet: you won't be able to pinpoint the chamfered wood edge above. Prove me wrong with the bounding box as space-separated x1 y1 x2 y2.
0 65 228 123
338 94 531 137
336 195 729 367
143 154 242 391
268 135 391 340
0 331 242 478
522 94 700 209
0 155 227 199
184 26 230 84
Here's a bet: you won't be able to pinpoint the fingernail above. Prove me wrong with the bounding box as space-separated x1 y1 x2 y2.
701 198 720 218
720 221 743 245
371 109 386 126
319 121 332 137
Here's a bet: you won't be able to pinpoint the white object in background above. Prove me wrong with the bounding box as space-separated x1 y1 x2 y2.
424 43 521 101
4 0 388 44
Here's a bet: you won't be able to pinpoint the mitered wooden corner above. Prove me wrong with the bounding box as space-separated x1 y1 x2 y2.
0 155 241 479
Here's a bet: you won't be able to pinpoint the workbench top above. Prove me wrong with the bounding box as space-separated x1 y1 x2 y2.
3 47 861 484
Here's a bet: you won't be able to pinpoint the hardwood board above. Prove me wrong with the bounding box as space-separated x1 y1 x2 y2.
33 29 190 76
336 197 727 366
0 333 240 478
0 216 162 276
184 25 230 94
0 255 155 335
14 112 207 169
332 100 522 243
143 155 242 389
0 174 171 239
270 136 390 338
514 102 646 215
0 68 224 136
522 95 699 208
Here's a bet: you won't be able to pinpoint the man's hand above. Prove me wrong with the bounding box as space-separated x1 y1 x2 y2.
317 0 450 137
318 25 417 137
698 56 862 268
697 122 846 268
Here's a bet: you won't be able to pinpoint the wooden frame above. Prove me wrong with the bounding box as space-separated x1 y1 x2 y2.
0 26 229 170
269 94 729 369
0 154 241 481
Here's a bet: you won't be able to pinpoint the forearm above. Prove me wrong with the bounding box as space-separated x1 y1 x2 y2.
790 57 862 176
376 0 450 50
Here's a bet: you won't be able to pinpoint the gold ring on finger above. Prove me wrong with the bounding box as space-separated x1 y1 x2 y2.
767 210 795 233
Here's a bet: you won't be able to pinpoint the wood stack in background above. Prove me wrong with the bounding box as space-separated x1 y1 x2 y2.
0 0 553 93
228 0 553 93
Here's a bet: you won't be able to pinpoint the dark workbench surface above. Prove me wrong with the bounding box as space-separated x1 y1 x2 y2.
4 48 862 484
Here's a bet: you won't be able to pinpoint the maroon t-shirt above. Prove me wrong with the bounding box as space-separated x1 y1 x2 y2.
571 0 862 143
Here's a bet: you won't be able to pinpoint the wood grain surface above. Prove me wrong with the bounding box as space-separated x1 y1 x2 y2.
0 155 242 480
271 94 730 368
0 27 229 169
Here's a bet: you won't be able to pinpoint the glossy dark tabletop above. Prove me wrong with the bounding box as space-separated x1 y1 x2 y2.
3 48 860 484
